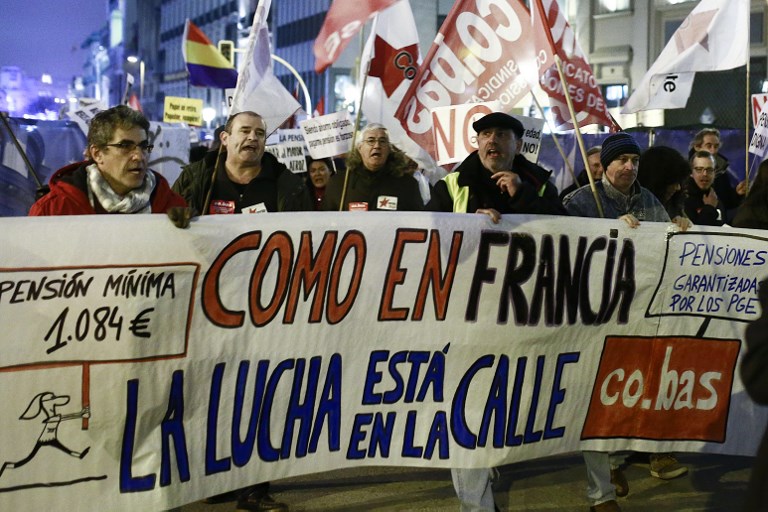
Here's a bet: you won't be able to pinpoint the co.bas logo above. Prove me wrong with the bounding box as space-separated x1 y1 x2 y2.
582 336 740 443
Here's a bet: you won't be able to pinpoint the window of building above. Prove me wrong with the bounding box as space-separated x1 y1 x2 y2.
752 11 765 45
595 0 632 15
601 84 629 108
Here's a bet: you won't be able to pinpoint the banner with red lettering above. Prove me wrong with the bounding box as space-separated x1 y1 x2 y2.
394 0 551 159
531 0 615 130
0 213 765 511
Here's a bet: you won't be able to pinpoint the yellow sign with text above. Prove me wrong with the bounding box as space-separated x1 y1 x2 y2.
163 96 204 126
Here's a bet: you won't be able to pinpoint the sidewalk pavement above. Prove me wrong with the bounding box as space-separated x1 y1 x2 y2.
180 452 754 511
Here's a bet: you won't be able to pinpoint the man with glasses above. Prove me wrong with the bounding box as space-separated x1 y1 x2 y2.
322 123 424 211
688 128 745 223
29 105 186 216
684 150 725 226
173 110 311 215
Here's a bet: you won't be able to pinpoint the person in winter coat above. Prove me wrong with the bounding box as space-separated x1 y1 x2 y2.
29 105 186 218
173 111 312 215
322 123 423 212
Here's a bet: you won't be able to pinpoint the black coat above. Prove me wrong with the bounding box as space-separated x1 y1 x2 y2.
428 152 565 215
683 176 724 226
742 280 768 510
321 165 424 212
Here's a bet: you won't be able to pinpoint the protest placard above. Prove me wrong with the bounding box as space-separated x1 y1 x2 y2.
299 111 354 159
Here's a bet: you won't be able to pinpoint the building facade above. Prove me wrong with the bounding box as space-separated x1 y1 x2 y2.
77 0 768 130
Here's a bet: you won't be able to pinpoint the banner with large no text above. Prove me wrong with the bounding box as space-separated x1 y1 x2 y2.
0 213 765 510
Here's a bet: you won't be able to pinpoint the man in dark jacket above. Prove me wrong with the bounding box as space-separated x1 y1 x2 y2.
174 111 306 511
426 112 565 511
688 128 745 223
427 112 564 220
322 123 423 212
684 150 725 226
741 279 768 511
30 105 186 217
173 111 311 215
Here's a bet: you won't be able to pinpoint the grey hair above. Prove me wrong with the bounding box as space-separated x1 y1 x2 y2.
356 123 389 147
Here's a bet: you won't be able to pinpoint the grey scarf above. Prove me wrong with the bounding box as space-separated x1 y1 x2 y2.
86 164 155 213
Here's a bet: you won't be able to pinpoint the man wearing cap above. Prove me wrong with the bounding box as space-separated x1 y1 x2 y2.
563 132 669 227
428 112 564 511
564 132 684 512
428 111 563 220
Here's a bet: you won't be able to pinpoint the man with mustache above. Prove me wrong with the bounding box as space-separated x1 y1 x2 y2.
174 110 311 215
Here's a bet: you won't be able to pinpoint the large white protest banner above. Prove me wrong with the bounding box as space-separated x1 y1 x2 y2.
0 213 765 510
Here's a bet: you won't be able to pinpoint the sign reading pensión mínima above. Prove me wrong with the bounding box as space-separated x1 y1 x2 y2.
0 264 198 368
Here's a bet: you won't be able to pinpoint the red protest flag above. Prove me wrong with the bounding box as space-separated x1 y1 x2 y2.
530 0 616 130
394 0 543 159
313 0 398 73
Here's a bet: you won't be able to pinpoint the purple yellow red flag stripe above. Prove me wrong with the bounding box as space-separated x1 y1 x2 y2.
182 19 238 88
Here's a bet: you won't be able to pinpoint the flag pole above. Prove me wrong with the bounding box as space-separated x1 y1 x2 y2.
339 17 376 211
530 93 579 187
744 7 751 193
532 0 604 217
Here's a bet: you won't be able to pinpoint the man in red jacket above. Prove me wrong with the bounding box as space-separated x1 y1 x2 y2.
29 105 186 217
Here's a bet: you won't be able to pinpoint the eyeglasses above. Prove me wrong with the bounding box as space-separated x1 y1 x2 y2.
104 140 154 154
363 137 389 147
692 166 715 175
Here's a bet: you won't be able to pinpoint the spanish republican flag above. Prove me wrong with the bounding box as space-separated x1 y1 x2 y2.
182 19 238 88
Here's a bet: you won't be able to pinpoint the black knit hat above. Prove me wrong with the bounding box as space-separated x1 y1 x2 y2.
472 112 525 138
600 132 641 169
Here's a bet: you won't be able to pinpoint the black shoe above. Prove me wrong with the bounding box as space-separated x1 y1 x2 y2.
236 489 288 512
611 467 629 497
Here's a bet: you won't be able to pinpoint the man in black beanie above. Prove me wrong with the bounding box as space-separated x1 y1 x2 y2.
563 132 670 227
563 131 686 512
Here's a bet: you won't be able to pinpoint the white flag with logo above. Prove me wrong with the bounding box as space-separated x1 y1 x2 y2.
359 0 435 173
230 0 300 134
622 0 749 114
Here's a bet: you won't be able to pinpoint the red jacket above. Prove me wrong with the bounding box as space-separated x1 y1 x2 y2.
29 161 186 216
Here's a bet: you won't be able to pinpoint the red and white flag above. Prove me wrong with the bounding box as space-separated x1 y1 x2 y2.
313 0 399 73
622 0 749 114
360 0 434 172
230 0 300 134
394 0 545 159
531 0 615 130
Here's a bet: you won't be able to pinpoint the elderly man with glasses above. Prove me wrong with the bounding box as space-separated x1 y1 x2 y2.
29 105 186 217
322 122 424 212
684 150 725 226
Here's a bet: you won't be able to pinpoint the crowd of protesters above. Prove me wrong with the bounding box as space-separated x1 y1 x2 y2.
24 105 768 512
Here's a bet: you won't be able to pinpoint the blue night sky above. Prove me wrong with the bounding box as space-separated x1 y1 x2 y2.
0 0 107 82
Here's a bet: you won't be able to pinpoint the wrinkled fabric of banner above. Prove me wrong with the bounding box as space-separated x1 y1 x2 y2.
0 212 765 510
